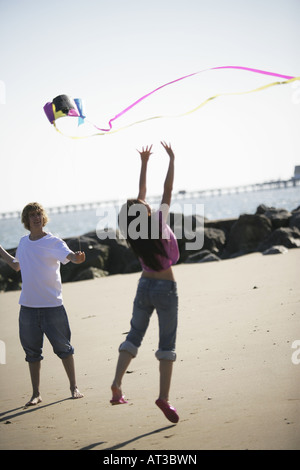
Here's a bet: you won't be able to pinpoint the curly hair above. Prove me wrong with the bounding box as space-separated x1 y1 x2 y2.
21 202 49 231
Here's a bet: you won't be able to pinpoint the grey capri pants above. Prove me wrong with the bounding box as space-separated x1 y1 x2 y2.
119 277 178 361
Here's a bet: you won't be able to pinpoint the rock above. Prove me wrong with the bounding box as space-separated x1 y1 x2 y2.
0 272 22 292
289 207 300 230
259 227 300 251
185 251 220 263
199 253 221 262
95 229 141 274
204 218 237 235
256 204 270 214
255 204 292 229
185 250 212 263
0 251 21 292
263 245 289 255
61 230 141 282
175 226 225 261
72 267 109 281
61 234 110 282
203 227 226 254
171 213 226 261
224 214 272 256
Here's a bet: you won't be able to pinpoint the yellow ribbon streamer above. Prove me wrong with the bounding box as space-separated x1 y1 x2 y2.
53 76 300 139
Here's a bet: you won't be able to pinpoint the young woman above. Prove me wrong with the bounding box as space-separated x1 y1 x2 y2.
110 142 180 423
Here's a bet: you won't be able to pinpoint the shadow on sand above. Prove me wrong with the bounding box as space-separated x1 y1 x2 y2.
80 424 176 451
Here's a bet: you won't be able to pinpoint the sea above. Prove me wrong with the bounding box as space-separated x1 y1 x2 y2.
1 185 299 250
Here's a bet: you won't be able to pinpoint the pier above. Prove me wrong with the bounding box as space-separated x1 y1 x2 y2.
1 177 299 220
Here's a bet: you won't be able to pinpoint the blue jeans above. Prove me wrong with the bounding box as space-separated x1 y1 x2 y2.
19 305 74 362
119 278 178 361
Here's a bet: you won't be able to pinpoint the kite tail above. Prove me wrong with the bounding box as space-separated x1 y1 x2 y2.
50 66 299 139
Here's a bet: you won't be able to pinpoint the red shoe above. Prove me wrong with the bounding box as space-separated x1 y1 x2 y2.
110 395 128 405
155 398 179 423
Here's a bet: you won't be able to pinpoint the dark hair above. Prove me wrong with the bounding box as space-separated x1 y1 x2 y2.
118 199 168 271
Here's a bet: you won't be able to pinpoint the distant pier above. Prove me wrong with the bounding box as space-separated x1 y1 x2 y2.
1 177 299 220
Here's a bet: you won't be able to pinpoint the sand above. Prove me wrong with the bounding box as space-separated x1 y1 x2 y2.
0 250 300 451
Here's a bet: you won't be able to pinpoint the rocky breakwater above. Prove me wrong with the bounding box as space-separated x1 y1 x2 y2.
184 204 300 263
1 204 299 292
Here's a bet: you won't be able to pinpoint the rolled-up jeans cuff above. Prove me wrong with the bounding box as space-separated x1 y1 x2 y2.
119 340 138 358
155 349 177 361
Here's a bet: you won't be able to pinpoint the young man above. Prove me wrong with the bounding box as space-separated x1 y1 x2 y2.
0 202 85 406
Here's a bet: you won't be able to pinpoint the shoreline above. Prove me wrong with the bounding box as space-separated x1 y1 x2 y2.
1 203 300 292
0 250 299 450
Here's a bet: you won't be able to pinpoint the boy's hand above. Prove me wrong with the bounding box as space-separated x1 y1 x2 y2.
75 251 85 263
69 251 85 264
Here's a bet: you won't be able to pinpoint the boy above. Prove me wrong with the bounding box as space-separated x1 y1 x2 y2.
0 202 85 406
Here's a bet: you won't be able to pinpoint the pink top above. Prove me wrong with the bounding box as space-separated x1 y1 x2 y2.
139 211 179 272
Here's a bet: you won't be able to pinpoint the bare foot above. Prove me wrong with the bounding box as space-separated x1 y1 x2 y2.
111 384 122 400
110 384 127 404
71 386 84 399
25 394 42 407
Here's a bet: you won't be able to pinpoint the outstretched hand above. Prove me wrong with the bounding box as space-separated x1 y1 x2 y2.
73 251 86 264
137 145 153 162
161 141 175 159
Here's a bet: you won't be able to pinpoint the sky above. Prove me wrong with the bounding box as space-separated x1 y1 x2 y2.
0 0 299 213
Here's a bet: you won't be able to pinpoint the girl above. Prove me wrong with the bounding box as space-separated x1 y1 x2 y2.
110 141 179 423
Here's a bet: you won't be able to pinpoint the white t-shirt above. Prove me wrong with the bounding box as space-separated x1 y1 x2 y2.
15 233 72 308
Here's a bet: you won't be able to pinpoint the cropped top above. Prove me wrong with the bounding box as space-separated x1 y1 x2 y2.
139 210 179 272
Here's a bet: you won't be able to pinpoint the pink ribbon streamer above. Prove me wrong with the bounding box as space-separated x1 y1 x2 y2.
93 66 295 132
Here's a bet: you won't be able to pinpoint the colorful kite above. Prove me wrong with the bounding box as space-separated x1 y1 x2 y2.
44 95 86 126
43 66 299 138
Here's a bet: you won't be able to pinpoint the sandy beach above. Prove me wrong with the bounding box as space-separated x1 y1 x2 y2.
0 249 299 451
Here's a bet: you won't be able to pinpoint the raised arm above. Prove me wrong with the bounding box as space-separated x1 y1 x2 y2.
160 141 175 210
0 245 20 272
137 145 153 201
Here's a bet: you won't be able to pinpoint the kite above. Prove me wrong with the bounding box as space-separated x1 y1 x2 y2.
43 65 299 138
44 95 86 126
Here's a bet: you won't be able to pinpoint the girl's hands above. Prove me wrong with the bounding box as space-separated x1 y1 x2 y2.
161 141 174 159
137 145 153 162
137 142 174 160
136 142 175 207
